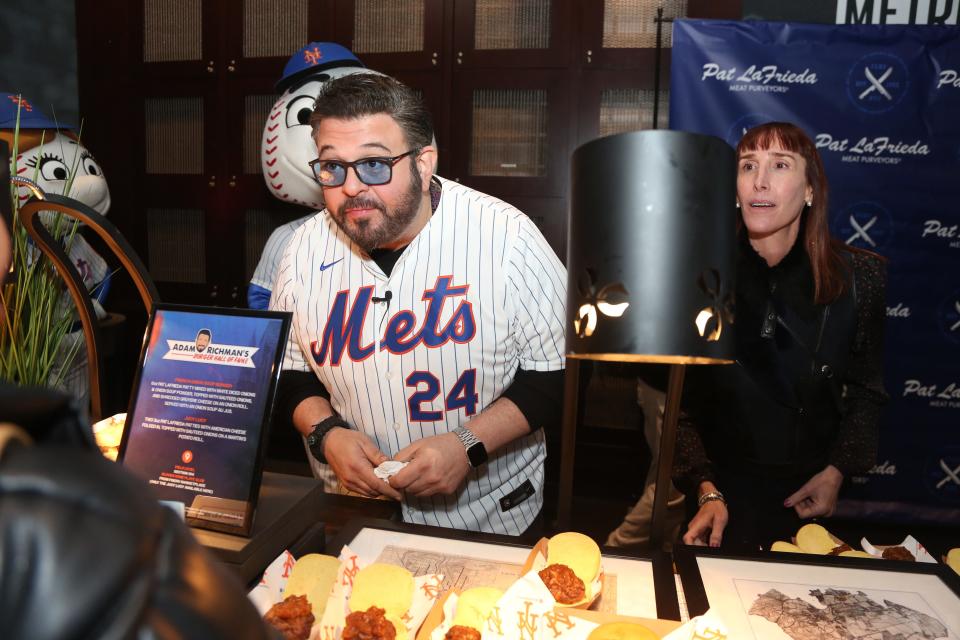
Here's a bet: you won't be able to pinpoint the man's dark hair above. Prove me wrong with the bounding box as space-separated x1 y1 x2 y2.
309 74 433 150
197 329 211 339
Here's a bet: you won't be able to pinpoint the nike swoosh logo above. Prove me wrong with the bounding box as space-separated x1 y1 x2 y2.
319 258 343 272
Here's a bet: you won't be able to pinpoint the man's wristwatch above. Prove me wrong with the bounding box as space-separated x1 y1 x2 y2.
452 426 488 468
306 415 351 464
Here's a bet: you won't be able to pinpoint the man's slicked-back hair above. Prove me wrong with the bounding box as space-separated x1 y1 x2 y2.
309 74 433 150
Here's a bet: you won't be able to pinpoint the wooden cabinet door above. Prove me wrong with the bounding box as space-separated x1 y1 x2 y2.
449 69 572 198
578 0 682 69
332 0 447 71
452 0 574 69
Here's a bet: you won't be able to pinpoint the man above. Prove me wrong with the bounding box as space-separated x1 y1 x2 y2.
195 329 211 353
271 74 566 535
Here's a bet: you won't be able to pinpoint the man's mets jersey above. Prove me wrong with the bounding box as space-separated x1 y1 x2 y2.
271 177 566 535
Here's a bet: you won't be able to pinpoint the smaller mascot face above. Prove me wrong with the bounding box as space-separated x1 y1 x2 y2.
16 132 111 215
261 67 380 210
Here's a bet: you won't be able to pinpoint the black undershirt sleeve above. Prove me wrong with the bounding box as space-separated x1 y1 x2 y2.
275 369 564 433
274 369 331 429
500 369 564 432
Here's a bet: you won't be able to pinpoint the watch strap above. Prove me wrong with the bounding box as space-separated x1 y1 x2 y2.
306 415 351 464
452 426 487 468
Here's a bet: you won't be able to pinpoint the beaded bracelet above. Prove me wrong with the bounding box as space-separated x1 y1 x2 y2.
698 490 726 507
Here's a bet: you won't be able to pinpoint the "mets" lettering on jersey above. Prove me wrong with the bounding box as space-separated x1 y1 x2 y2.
310 275 476 365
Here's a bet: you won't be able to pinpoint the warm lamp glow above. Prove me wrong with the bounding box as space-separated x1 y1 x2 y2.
597 301 629 317
695 308 723 341
92 412 126 461
574 304 597 338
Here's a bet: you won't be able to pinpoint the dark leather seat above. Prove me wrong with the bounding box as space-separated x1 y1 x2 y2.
0 386 277 640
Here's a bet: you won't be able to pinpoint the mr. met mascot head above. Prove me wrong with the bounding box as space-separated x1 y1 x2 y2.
261 42 383 210
1 94 111 303
0 93 110 217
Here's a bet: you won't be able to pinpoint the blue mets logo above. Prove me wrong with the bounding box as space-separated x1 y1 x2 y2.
725 113 775 148
847 52 909 113
303 47 324 66
310 276 476 365
831 201 894 251
6 94 33 111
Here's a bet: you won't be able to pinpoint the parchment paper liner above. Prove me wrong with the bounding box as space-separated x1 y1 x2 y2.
521 537 603 609
861 534 937 563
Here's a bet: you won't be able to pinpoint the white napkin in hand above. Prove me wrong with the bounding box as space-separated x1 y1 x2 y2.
374 460 409 480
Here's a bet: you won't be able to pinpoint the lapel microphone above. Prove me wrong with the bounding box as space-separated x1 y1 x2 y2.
372 290 393 304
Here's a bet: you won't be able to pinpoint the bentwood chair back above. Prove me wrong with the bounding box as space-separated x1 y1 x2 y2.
18 193 160 421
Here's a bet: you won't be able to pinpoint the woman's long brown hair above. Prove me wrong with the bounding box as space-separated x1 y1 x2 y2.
736 122 851 305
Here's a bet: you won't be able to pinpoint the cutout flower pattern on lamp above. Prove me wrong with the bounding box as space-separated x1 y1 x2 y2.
573 267 630 338
695 268 734 342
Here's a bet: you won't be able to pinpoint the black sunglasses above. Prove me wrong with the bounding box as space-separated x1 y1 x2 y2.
308 149 419 187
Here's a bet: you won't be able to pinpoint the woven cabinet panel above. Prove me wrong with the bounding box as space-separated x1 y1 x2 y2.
354 0 424 53
143 0 202 62
243 0 309 58
602 0 686 48
145 97 204 174
148 208 206 283
244 94 276 174
244 209 276 280
475 0 551 50
470 89 548 177
598 88 666 137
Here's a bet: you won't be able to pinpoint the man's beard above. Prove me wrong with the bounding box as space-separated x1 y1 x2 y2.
332 166 423 253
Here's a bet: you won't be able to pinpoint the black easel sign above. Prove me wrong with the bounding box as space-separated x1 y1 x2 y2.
119 304 290 535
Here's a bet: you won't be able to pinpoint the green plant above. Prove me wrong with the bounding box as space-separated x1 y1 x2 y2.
0 102 83 387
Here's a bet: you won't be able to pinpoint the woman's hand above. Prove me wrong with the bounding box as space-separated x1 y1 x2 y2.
785 464 843 518
682 482 728 547
683 501 729 547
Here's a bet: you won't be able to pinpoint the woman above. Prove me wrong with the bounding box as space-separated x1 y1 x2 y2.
673 122 888 549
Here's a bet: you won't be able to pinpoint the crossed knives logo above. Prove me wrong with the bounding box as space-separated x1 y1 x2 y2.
927 452 960 500
847 214 878 247
859 66 893 101
936 458 960 491
835 202 892 250
848 53 908 113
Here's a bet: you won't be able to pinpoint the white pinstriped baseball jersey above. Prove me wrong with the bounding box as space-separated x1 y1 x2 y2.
271 177 566 535
249 215 313 308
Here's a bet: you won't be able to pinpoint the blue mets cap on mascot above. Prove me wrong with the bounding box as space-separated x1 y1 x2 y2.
0 93 74 130
275 42 364 93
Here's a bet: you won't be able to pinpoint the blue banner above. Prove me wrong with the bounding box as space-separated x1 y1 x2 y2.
670 19 960 521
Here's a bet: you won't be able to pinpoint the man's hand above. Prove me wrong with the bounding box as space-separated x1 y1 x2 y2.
785 464 843 519
389 432 471 497
323 428 402 500
683 500 728 547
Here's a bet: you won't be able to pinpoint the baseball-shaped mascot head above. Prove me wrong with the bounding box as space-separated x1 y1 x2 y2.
1 93 110 216
262 42 382 210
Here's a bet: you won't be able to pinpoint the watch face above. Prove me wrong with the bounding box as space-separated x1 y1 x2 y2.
467 443 487 467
